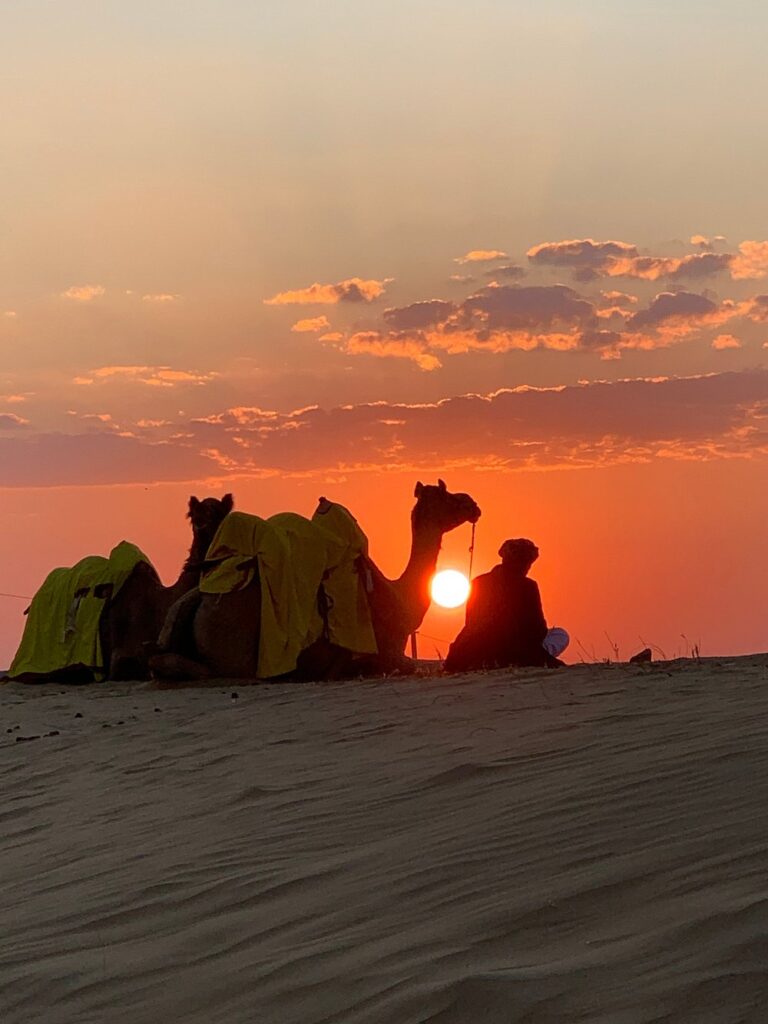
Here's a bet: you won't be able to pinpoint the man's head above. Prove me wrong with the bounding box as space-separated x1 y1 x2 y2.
499 537 539 575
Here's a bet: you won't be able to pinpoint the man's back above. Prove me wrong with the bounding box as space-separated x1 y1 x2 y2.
446 563 548 671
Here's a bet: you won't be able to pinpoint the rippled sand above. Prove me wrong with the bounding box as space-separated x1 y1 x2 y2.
2 655 768 1023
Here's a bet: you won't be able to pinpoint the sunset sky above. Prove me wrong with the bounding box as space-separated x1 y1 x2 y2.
2 1 767 666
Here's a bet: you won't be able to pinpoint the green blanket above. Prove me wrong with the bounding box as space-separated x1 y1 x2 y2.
9 541 152 681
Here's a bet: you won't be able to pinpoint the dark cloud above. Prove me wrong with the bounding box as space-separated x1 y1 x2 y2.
383 300 456 331
3 372 766 485
485 264 525 280
665 252 732 279
455 284 594 333
625 291 718 332
745 295 768 322
527 239 638 280
0 413 28 429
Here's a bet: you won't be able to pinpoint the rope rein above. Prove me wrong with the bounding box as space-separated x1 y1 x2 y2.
468 520 476 581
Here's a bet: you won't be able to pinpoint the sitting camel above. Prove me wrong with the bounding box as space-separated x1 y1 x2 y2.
8 493 232 683
150 479 480 681
102 493 233 679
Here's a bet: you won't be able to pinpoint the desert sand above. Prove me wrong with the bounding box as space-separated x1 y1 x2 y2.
2 655 768 1023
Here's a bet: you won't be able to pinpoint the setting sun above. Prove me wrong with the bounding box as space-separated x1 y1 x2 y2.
430 569 471 609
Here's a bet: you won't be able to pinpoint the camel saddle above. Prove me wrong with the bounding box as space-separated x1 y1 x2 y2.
8 541 151 681
199 503 377 679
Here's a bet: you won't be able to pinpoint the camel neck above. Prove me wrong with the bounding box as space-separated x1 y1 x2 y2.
393 520 444 626
166 532 209 599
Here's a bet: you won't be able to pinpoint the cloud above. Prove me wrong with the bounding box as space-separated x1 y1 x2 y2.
382 300 456 331
527 239 638 280
291 315 331 333
743 295 768 322
2 372 766 485
691 234 727 250
528 237 768 282
711 334 742 350
3 311 17 318
617 252 732 281
0 413 29 429
455 250 509 263
449 274 475 284
74 365 216 387
141 293 179 303
61 285 105 302
264 277 390 305
485 264 525 280
346 332 442 371
622 291 739 346
730 241 768 280
315 278 757 364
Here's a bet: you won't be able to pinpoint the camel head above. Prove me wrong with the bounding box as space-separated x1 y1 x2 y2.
187 493 234 552
412 479 481 535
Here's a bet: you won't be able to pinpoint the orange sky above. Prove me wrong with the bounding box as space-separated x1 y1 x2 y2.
2 2 767 666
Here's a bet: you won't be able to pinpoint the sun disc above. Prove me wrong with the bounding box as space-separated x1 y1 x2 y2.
430 569 471 609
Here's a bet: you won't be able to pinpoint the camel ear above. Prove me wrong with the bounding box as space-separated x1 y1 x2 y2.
438 478 447 491
188 496 200 514
414 482 424 498
221 493 234 513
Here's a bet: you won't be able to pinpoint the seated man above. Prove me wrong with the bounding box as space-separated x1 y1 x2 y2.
444 538 568 672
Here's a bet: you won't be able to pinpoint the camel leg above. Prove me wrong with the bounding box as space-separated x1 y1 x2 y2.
149 651 211 681
158 588 201 651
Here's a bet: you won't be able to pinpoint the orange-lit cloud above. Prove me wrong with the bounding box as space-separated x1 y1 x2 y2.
455 249 509 263
315 284 752 365
346 332 442 371
730 241 768 280
711 334 742 350
743 295 768 322
691 234 727 250
61 285 105 302
141 293 179 303
527 239 638 280
2 371 765 485
74 365 216 387
291 315 331 333
528 237 768 282
264 277 390 305
623 291 739 342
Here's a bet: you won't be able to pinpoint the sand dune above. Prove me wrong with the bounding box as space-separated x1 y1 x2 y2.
2 655 768 1023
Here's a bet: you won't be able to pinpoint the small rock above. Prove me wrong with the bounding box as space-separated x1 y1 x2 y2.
231 692 239 700
75 712 83 718
46 730 60 737
629 648 653 664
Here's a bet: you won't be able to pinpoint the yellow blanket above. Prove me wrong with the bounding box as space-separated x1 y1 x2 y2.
9 541 151 680
200 504 377 678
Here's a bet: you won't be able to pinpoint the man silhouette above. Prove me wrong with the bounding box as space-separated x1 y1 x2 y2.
444 538 567 672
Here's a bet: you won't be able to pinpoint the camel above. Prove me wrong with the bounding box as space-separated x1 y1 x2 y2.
150 480 481 682
9 491 233 684
101 493 233 680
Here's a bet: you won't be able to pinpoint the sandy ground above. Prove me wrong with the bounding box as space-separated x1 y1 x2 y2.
2 655 768 1024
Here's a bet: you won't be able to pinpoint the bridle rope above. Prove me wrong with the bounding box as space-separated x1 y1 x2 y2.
468 520 476 581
